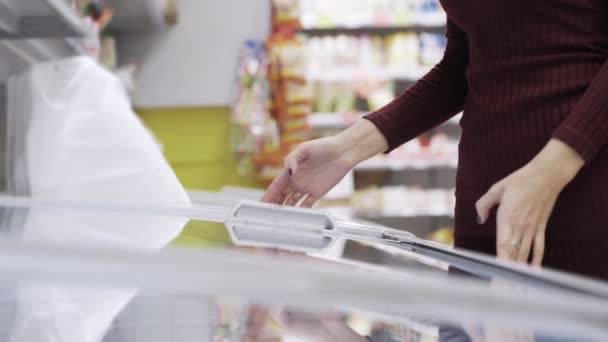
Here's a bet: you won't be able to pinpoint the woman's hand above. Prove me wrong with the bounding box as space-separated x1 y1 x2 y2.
261 137 355 207
476 139 584 266
261 120 388 207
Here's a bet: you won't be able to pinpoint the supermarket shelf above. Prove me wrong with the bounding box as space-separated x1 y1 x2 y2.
300 24 446 37
307 66 429 82
356 156 457 171
0 39 80 82
0 34 87 191
0 0 98 80
308 112 365 128
0 0 92 80
0 0 92 39
309 112 462 130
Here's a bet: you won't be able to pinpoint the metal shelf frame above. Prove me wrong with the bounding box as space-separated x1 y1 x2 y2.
0 0 89 39
300 24 446 37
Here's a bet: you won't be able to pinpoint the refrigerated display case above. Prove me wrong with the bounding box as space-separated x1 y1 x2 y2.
0 195 606 342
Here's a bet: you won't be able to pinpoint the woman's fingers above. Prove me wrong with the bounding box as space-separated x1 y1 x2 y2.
533 205 552 266
532 229 546 267
498 204 549 264
476 183 504 224
478 183 517 261
284 145 310 176
515 218 536 263
300 195 318 208
516 223 535 263
286 193 319 207
284 190 306 206
516 206 550 264
261 170 293 204
495 204 514 260
531 209 550 267
270 145 313 206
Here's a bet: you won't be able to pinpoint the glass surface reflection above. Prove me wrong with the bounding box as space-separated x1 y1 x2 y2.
0 202 603 342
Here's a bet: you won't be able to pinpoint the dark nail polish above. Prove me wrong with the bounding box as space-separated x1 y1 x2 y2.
288 168 293 176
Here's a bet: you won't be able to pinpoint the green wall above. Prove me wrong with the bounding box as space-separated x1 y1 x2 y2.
137 106 258 189
137 106 260 246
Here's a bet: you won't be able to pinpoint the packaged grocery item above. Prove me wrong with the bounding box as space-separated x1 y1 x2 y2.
428 227 455 246
285 82 313 105
273 0 302 28
367 83 396 111
386 32 420 73
257 8 313 185
299 0 445 28
420 33 447 66
230 40 276 175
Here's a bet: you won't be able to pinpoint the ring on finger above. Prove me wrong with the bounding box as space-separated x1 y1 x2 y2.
511 239 521 249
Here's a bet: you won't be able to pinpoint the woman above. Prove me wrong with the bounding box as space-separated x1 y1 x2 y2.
262 1 608 280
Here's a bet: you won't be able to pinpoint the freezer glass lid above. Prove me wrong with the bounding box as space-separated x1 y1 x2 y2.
0 201 605 341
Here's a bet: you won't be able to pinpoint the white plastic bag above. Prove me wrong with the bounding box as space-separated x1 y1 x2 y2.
6 56 191 342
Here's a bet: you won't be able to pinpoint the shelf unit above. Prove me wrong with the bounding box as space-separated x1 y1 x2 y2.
356 157 457 171
0 0 93 192
302 21 449 117
0 0 93 83
307 64 460 235
0 0 90 39
300 24 446 37
307 67 429 82
309 112 461 130
299 14 455 238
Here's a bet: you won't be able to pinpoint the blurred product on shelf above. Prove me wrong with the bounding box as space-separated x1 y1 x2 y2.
83 2 115 29
357 132 458 170
273 0 302 29
297 0 448 144
419 32 446 65
55 1 109 60
230 41 277 177
247 1 312 185
257 36 312 184
104 0 179 32
351 186 455 218
307 112 366 129
95 1 182 94
427 227 454 246
305 32 446 115
306 33 445 82
299 0 446 28
232 0 451 187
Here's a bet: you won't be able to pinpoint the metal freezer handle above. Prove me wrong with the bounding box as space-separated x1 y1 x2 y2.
226 201 336 252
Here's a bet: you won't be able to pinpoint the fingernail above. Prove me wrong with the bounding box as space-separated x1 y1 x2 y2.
288 168 293 176
477 215 482 224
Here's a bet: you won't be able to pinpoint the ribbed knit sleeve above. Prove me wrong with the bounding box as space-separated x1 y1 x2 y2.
364 18 469 152
553 60 608 163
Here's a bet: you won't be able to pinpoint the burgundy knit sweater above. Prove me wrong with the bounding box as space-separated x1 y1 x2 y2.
365 1 608 280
